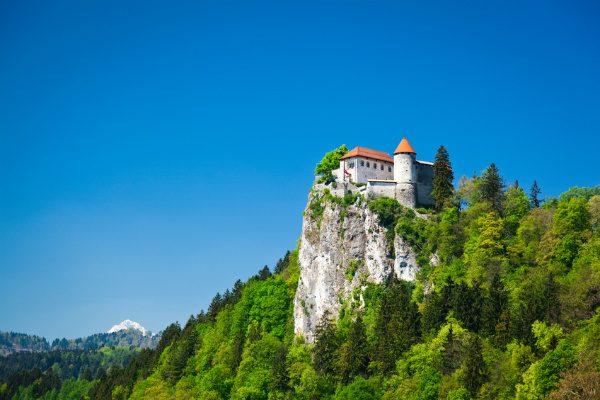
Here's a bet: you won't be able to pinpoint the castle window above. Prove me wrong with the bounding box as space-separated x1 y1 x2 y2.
380 165 384 171
373 163 377 169
388 166 392 172
366 162 370 167
349 161 354 168
360 160 364 166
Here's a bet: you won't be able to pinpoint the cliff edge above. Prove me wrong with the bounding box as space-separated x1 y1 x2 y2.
293 186 421 342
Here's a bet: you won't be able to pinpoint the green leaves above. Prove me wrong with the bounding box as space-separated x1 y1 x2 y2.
315 144 349 184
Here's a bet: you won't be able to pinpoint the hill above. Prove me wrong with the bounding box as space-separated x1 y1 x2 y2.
0 323 158 357
2 148 599 400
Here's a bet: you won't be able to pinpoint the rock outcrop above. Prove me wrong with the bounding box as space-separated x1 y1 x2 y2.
293 188 419 342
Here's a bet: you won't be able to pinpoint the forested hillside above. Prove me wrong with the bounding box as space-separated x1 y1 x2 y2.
0 329 159 357
0 334 49 356
2 153 599 399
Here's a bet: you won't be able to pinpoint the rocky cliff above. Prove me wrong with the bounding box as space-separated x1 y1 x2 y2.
293 187 420 342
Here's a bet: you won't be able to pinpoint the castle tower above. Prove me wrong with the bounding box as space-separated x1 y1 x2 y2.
393 137 417 208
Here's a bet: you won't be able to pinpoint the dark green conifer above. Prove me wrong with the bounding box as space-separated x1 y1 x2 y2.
373 280 420 373
479 163 505 213
338 314 369 383
313 313 340 376
530 180 541 208
431 145 455 211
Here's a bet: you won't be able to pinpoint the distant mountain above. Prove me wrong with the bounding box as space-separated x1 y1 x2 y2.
0 332 49 356
0 321 160 356
107 319 150 336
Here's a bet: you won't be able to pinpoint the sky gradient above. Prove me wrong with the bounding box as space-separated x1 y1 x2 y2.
1 0 599 340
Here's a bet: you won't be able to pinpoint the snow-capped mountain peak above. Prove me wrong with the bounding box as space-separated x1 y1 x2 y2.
107 319 149 336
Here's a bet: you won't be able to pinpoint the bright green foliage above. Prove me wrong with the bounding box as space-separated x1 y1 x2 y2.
333 376 381 400
230 333 282 400
531 321 563 352
345 259 362 281
431 145 455 211
512 208 553 265
315 144 349 184
503 185 531 237
446 387 472 400
464 211 506 286
589 195 600 232
551 196 591 267
516 340 576 399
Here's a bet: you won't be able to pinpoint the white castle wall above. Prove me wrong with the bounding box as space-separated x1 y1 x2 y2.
340 157 393 183
366 180 396 199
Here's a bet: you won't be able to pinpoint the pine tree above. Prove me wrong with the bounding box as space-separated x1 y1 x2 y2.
374 280 421 373
462 336 486 396
338 314 369 383
270 344 289 392
431 145 454 211
313 313 340 376
479 163 504 213
530 180 541 208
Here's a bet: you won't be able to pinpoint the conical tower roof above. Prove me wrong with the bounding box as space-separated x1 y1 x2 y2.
394 137 416 154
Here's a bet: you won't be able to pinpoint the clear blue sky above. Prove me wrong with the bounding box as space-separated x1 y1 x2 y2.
1 0 599 340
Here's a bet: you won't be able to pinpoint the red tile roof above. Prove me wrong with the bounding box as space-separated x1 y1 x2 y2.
339 146 393 163
394 137 416 154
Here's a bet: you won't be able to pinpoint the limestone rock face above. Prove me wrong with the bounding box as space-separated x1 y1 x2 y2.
293 190 419 342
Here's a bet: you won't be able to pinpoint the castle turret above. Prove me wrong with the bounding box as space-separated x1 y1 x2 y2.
393 137 417 208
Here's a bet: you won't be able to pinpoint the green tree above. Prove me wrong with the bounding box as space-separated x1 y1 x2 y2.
461 336 486 396
530 181 541 208
315 144 349 184
478 163 504 213
431 145 455 211
464 211 506 286
373 280 420 374
313 313 340 377
503 185 531 238
338 314 369 383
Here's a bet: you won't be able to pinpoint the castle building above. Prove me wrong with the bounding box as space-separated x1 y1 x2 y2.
333 137 434 208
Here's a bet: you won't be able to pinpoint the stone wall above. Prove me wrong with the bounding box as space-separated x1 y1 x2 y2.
366 180 396 199
416 161 434 207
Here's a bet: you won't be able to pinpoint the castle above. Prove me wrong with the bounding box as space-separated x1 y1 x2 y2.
331 137 434 208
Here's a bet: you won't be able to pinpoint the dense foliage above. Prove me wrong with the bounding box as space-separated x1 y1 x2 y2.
0 347 137 400
314 145 348 184
3 162 600 399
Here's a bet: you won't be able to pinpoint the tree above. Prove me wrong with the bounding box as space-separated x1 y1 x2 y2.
338 315 369 383
464 211 506 286
461 336 486 396
552 197 592 267
478 163 504 213
373 280 420 374
315 144 348 184
256 265 272 281
313 313 340 377
431 145 455 211
530 181 541 208
503 185 531 237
